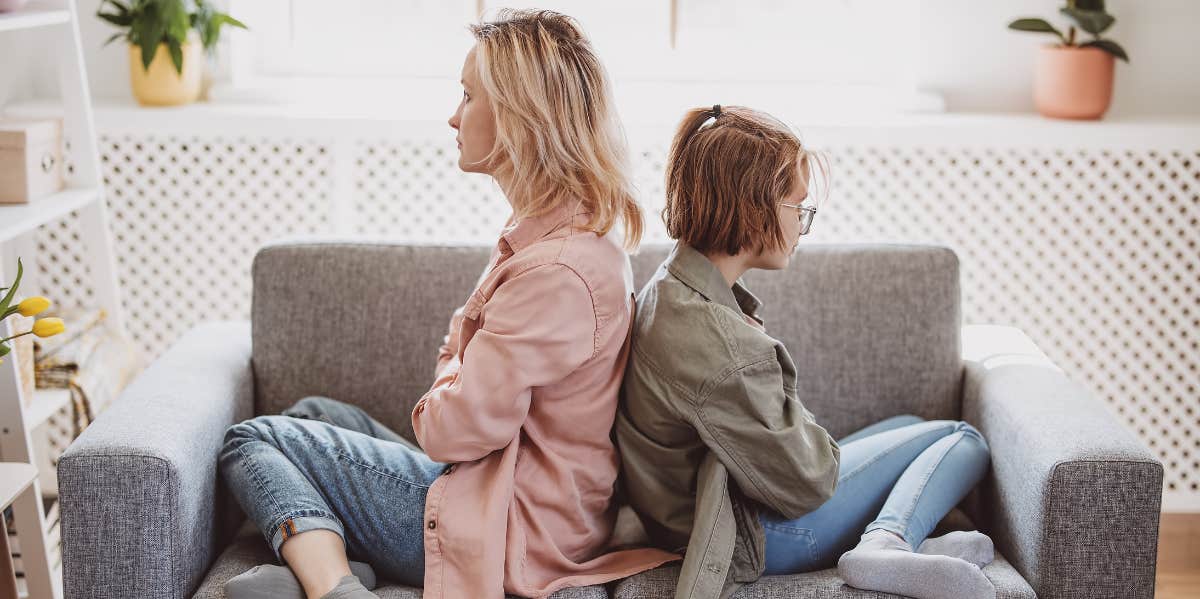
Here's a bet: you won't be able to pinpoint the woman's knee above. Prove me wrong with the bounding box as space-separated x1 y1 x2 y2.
223 415 290 450
953 420 990 452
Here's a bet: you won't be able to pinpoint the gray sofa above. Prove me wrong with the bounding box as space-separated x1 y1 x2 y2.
56 241 1163 599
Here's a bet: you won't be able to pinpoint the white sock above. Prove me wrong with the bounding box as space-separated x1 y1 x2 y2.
319 575 380 599
224 561 377 599
917 530 995 568
837 528 996 599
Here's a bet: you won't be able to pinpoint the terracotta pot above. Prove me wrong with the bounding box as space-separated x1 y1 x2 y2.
1033 44 1115 120
128 30 203 107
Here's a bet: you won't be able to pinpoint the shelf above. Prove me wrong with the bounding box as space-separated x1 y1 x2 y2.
9 97 1200 149
0 463 37 507
0 187 102 243
24 388 70 431
0 7 70 33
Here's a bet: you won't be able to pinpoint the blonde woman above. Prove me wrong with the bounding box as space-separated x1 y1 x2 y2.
218 9 680 599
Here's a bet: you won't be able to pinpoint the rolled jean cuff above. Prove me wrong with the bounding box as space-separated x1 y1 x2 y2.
267 510 346 563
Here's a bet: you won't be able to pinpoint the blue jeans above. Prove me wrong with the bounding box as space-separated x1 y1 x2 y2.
218 396 447 586
758 415 991 574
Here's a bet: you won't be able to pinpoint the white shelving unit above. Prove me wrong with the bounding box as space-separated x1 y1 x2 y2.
0 1 127 598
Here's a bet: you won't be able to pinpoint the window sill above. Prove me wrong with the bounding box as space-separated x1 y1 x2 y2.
5 92 1200 149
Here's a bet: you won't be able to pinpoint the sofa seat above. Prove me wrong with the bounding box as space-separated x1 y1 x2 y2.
191 518 609 599
612 505 1035 599
192 506 1032 599
613 554 1033 599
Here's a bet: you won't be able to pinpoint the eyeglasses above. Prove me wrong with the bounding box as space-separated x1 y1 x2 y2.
779 202 817 235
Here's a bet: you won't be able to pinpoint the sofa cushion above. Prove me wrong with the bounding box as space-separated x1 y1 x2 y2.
251 242 491 442
252 242 962 442
191 519 609 599
611 508 1035 599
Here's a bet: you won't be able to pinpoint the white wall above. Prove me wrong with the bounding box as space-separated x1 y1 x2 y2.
915 0 1200 116
2 0 1198 117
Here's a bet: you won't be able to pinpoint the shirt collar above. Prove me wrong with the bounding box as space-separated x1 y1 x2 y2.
665 241 763 320
499 200 592 255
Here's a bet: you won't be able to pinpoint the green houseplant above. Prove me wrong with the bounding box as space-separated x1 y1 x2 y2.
1008 0 1129 120
97 0 247 106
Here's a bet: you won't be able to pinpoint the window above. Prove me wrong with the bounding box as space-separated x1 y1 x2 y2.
225 0 932 115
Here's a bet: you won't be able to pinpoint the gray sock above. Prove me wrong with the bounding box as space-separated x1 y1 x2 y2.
224 562 377 599
319 575 380 599
917 530 995 568
837 528 996 599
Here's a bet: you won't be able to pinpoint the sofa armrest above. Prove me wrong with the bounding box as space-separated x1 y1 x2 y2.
57 320 254 599
960 325 1163 599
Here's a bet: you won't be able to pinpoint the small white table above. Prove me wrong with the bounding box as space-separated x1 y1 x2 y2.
0 463 39 599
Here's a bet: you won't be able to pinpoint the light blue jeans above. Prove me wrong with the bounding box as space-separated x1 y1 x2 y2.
218 396 446 586
758 415 991 574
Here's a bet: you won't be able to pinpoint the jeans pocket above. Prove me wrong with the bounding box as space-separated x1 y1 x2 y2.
761 522 820 575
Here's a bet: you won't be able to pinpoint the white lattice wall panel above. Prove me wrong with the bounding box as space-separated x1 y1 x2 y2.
35 133 334 357
25 124 1199 510
353 139 510 241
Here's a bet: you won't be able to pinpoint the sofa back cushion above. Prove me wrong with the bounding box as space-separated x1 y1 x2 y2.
251 241 961 443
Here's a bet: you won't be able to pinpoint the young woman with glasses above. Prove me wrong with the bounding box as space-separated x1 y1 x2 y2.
615 104 997 599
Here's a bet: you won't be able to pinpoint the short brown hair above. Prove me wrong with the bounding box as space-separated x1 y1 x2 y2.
662 105 829 255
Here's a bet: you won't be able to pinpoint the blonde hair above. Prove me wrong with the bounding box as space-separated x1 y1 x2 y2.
469 9 643 249
663 105 831 255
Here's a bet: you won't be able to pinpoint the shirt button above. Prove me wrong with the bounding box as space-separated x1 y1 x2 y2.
428 520 437 530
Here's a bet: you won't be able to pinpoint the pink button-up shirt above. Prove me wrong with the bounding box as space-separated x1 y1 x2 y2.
412 201 682 599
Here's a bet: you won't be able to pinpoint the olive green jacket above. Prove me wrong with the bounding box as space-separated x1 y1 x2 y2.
615 241 842 599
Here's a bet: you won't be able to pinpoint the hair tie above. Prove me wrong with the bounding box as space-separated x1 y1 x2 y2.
712 104 722 118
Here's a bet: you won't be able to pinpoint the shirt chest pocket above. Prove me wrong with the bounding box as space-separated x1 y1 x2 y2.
457 289 486 345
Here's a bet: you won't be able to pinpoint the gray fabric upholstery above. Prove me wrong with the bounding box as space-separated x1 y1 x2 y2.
57 321 255 599
961 325 1163 599
57 241 1162 599
192 520 609 599
250 241 490 441
613 508 1035 598
250 241 961 443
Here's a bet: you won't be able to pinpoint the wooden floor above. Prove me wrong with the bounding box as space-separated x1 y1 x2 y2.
1156 513 1200 599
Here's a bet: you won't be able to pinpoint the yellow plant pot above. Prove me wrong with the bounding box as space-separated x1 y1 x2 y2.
128 32 203 107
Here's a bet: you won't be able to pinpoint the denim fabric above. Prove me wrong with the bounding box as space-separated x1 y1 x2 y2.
759 414 991 574
218 396 448 587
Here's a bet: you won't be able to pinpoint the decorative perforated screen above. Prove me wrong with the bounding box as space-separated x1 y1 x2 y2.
29 120 1199 510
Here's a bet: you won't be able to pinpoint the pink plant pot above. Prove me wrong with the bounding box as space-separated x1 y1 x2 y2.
1033 44 1115 120
0 0 31 12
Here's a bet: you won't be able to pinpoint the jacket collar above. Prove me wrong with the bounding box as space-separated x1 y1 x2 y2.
665 241 763 320
499 200 592 255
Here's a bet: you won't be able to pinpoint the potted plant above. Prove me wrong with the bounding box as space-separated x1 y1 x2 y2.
97 0 247 107
1009 0 1129 120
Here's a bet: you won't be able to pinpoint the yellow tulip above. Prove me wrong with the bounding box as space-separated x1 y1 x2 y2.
32 317 65 338
17 296 51 317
